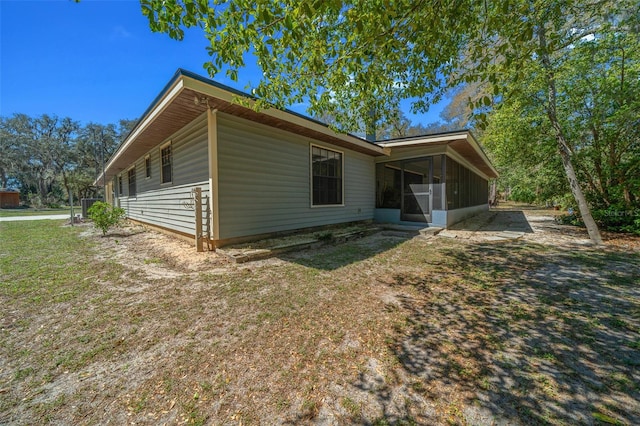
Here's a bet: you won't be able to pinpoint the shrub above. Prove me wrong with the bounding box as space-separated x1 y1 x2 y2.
509 186 536 204
314 231 334 242
552 193 577 210
87 201 126 236
27 193 43 209
556 205 640 235
555 213 583 227
592 205 640 235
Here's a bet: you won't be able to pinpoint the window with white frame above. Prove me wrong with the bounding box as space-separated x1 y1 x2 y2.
145 155 151 178
161 143 172 184
128 167 136 197
311 145 343 206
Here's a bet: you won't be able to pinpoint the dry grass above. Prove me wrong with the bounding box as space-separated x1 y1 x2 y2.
1 217 639 425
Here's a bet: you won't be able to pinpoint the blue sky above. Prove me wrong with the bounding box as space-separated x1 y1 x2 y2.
1 0 447 126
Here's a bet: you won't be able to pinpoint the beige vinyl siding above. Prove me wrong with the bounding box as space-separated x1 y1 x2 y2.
216 113 374 240
120 181 209 236
117 114 209 236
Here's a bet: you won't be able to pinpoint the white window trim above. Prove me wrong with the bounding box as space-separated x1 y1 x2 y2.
127 165 137 199
309 143 345 208
160 141 173 186
144 155 151 180
117 174 123 197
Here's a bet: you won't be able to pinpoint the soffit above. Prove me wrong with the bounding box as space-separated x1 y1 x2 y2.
102 85 386 183
378 135 498 179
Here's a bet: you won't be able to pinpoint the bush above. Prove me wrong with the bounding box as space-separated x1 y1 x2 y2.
556 205 640 235
592 205 640 235
27 193 43 209
509 186 536 204
87 201 126 236
555 213 583 227
622 218 640 235
552 193 577 211
314 231 334 242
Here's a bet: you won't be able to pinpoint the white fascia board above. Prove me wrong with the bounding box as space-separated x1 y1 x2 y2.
101 79 186 179
375 132 470 148
378 131 498 178
464 133 499 178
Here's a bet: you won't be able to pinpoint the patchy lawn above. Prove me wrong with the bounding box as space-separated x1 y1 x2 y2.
0 207 78 218
1 217 639 425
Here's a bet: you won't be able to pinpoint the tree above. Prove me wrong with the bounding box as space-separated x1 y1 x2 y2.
116 118 137 145
4 114 61 202
467 1 637 243
440 82 490 130
482 96 569 205
557 30 640 210
76 123 119 198
140 0 638 243
0 114 134 205
0 117 24 189
141 0 472 132
49 117 81 205
481 6 640 233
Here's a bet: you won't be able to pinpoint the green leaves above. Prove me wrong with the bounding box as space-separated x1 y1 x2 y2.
481 1 640 214
137 0 637 152
137 0 469 132
87 201 126 236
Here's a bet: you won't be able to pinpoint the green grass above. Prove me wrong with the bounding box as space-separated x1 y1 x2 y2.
341 396 362 418
0 220 126 419
1 220 639 425
0 221 98 301
0 207 80 217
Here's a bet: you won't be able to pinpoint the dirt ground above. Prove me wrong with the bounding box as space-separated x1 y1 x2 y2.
1 206 639 425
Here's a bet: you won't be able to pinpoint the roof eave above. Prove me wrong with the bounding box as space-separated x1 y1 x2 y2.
375 131 498 179
94 73 186 186
375 131 470 148
95 70 387 186
181 75 387 157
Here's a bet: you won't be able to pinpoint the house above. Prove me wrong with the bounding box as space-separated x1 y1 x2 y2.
96 69 497 249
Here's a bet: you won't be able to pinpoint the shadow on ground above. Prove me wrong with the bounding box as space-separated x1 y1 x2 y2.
280 232 413 271
450 210 535 233
369 242 640 424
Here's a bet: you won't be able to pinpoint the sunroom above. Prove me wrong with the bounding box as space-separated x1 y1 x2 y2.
374 131 498 228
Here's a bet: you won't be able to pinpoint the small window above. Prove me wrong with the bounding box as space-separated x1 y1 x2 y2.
161 143 172 184
311 145 343 206
145 156 151 178
118 175 123 195
128 167 136 197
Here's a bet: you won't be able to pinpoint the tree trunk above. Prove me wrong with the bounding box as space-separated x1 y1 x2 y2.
554 131 603 245
61 171 73 208
538 25 603 245
38 177 48 201
489 179 497 207
0 167 7 189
